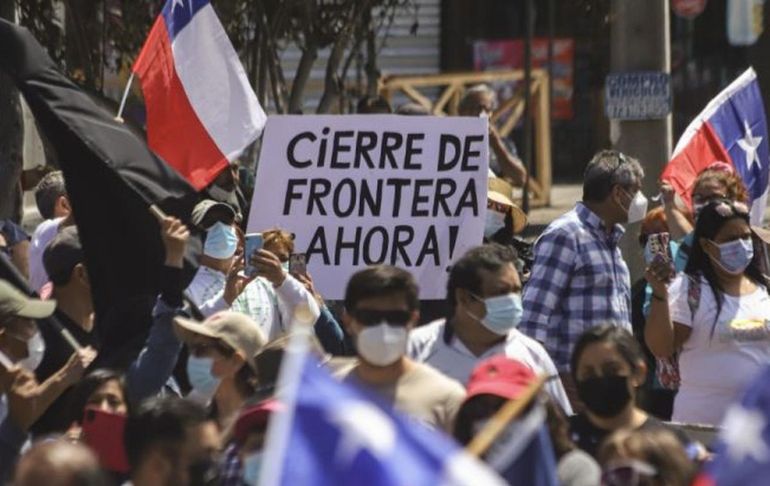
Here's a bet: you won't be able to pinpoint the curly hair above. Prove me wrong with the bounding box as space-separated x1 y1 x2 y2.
692 167 749 204
262 228 295 257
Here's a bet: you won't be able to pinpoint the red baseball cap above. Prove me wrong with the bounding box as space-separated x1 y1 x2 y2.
465 355 536 401
233 399 283 445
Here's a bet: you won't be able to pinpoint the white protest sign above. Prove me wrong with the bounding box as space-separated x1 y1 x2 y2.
247 115 488 299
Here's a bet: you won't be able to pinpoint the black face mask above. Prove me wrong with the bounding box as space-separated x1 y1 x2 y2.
576 375 632 418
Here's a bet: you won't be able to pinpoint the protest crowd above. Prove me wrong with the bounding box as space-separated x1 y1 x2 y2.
1 4 770 486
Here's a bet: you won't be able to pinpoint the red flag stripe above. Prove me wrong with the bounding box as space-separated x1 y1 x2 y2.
132 17 228 190
661 121 733 209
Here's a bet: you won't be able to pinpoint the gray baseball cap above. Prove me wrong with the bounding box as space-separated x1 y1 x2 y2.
191 199 236 230
0 279 56 322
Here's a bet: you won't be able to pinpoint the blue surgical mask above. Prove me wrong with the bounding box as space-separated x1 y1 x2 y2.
242 451 263 486
484 210 506 238
711 237 754 274
204 222 238 259
186 355 221 395
467 292 523 335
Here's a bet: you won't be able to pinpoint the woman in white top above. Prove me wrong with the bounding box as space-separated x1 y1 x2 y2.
645 199 770 426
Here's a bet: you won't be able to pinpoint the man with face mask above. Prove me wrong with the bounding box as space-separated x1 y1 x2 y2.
408 244 572 414
520 150 645 406
124 396 221 486
0 279 94 480
332 265 466 433
186 200 244 317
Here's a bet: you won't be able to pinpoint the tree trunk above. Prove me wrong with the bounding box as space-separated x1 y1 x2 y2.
0 1 23 222
316 28 352 113
289 46 317 113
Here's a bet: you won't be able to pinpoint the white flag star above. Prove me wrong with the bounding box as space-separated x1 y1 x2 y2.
171 0 184 12
721 405 770 463
328 400 396 465
737 120 763 170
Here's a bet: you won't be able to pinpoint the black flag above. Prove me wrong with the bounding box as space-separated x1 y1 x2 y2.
0 19 202 365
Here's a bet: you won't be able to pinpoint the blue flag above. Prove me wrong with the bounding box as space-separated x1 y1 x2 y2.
259 352 505 486
695 365 770 486
484 404 559 486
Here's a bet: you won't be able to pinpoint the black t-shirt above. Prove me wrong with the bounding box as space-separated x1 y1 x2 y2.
569 413 691 458
31 308 100 436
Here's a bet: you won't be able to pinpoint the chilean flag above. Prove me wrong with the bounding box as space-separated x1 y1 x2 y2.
133 0 266 190
661 68 769 224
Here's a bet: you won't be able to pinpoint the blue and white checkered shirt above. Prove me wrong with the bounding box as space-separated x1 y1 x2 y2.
520 203 632 372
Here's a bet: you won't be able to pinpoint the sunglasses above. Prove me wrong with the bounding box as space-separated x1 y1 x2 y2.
601 459 658 486
487 199 511 213
351 309 412 327
711 200 749 217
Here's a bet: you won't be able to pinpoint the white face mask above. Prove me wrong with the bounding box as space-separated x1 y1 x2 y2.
356 322 408 367
621 189 648 224
20 332 45 372
484 210 506 238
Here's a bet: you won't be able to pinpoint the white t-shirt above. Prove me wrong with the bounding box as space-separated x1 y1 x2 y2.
408 319 573 415
28 218 63 292
669 274 770 425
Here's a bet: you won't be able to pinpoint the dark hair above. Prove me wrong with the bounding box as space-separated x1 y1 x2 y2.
570 324 645 380
356 96 392 114
66 369 128 426
446 243 517 311
234 364 259 399
124 396 209 469
582 150 643 203
685 199 767 337
344 265 419 312
34 170 67 220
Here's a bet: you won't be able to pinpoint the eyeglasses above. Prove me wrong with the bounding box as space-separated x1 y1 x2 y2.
351 309 412 327
601 459 658 486
603 151 633 187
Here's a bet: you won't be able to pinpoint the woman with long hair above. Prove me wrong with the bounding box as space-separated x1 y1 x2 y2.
645 199 770 425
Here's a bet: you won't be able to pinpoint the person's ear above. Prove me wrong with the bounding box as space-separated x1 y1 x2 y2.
699 238 718 258
58 195 72 214
341 309 354 335
631 360 647 388
232 351 246 368
148 449 173 483
455 288 473 308
406 310 420 331
610 185 625 204
75 263 90 287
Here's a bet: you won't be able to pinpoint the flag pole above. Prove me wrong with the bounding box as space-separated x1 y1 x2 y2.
258 324 313 486
115 72 135 121
465 374 548 457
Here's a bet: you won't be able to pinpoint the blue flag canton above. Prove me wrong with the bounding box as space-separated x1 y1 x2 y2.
161 0 209 39
707 366 770 484
709 79 770 201
280 358 465 486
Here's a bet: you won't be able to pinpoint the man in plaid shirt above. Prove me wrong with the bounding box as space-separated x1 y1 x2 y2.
520 150 646 404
